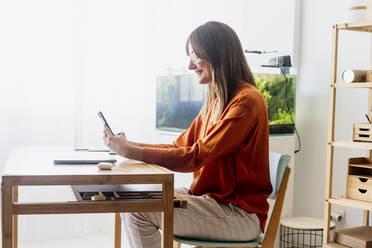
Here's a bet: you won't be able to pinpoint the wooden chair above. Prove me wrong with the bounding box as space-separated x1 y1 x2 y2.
173 152 291 248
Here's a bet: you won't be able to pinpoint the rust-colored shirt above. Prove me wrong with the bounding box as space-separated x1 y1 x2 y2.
141 82 272 231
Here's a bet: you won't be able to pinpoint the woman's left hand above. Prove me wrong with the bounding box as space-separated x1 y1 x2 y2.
103 126 129 157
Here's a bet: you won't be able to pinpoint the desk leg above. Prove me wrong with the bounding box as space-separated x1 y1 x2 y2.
161 177 174 248
114 213 121 248
12 186 18 248
2 178 13 248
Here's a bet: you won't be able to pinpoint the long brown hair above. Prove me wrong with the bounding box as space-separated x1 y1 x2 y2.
186 21 256 121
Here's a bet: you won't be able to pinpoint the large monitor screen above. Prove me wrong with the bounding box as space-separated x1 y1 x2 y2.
156 72 295 135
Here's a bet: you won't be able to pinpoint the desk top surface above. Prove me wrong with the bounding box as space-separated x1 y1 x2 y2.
3 147 172 177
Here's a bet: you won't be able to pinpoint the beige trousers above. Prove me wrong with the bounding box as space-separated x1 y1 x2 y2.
121 188 261 248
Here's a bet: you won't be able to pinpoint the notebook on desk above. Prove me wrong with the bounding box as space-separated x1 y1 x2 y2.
53 152 117 165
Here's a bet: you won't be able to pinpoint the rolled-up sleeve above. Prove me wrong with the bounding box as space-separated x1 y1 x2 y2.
136 115 200 149
142 103 261 172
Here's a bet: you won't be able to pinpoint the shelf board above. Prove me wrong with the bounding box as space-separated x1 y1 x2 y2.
336 21 372 32
324 242 351 248
349 164 372 169
328 197 372 211
335 82 372 88
332 140 372 149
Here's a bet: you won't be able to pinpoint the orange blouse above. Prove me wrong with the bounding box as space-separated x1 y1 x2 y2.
140 82 272 231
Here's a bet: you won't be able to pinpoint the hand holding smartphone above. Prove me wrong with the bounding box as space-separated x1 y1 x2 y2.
98 111 114 136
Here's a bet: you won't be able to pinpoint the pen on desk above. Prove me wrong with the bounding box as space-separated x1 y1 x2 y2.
74 148 89 151
366 114 371 124
88 149 111 152
74 148 112 153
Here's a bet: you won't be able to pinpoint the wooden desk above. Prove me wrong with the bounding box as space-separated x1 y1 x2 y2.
1 147 174 248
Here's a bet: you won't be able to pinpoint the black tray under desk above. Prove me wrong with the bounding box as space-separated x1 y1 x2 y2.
70 184 187 209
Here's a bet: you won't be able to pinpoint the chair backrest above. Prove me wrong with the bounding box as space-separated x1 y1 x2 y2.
268 152 291 199
261 152 291 248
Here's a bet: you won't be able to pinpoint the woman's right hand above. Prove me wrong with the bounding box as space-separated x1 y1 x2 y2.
103 126 129 157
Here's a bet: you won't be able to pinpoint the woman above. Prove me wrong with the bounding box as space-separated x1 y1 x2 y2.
103 21 272 248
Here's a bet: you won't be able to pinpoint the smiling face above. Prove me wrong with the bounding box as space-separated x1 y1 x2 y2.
188 44 212 84
185 21 256 122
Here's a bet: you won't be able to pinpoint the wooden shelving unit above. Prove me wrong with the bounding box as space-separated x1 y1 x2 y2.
332 140 372 150
324 21 372 247
336 21 372 32
335 82 372 88
329 197 372 211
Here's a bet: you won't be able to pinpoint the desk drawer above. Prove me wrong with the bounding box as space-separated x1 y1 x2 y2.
347 176 372 202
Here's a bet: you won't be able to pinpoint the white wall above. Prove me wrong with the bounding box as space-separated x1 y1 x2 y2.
295 0 372 227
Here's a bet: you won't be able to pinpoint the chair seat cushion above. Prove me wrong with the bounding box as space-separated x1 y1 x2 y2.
173 233 264 247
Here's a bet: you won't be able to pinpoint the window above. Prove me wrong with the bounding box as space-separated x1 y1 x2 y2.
156 73 205 131
156 72 296 135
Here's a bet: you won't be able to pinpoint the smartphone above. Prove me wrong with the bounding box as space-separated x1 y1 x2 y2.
98 111 114 136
